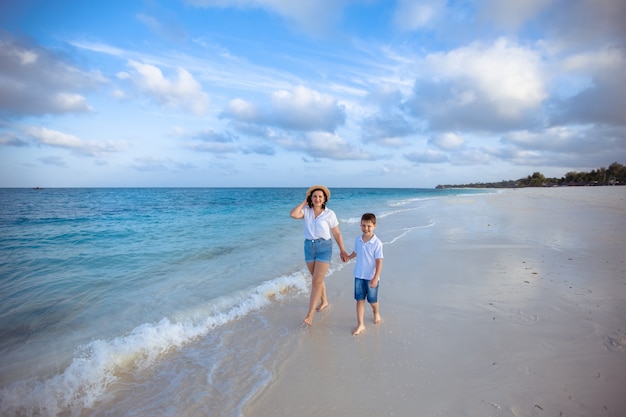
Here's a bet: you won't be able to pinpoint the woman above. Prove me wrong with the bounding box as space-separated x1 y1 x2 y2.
290 185 349 326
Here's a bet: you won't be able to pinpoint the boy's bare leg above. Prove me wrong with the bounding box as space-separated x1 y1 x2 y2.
353 300 366 335
371 302 381 324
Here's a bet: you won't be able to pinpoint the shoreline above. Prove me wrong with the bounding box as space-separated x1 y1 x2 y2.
244 187 626 417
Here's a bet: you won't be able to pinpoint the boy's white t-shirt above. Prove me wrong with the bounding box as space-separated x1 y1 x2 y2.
302 206 339 240
353 234 383 280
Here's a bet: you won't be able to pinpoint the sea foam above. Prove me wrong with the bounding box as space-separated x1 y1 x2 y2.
0 271 309 417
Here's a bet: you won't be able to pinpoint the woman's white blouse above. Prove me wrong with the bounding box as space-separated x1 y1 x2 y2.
302 206 339 240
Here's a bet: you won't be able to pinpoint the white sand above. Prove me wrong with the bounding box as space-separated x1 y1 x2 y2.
244 187 626 417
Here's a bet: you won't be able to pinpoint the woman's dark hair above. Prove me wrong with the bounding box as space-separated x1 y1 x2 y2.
307 188 327 209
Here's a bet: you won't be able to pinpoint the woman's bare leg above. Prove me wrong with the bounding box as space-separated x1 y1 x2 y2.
306 261 329 313
304 261 331 325
317 281 329 312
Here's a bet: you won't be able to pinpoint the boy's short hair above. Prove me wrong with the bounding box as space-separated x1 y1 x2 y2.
361 212 376 224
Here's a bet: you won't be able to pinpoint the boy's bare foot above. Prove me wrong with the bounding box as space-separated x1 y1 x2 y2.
316 302 329 312
352 324 365 336
373 313 381 324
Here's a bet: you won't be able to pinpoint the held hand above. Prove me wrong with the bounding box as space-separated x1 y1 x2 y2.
340 250 349 262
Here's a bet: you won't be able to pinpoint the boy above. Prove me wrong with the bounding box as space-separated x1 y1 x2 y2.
346 213 383 336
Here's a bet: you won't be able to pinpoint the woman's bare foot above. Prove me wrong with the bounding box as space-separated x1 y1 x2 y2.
352 324 365 335
316 302 329 312
303 316 313 326
373 313 381 324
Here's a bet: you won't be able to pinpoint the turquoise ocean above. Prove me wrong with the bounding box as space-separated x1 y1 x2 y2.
0 187 493 416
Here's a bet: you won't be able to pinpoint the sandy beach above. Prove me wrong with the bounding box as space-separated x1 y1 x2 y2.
244 187 626 417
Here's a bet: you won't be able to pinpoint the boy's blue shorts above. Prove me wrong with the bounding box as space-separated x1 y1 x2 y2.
354 277 379 303
304 238 332 264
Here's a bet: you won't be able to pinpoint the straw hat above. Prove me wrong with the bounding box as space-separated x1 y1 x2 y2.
306 185 330 201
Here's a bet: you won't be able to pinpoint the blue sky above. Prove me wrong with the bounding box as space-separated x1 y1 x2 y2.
1 0 625 188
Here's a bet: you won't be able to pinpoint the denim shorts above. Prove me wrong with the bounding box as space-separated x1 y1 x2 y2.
304 238 332 264
354 278 379 303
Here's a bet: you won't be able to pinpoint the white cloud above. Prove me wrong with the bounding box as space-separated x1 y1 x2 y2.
224 98 261 122
560 48 623 73
502 126 626 155
429 132 465 150
183 128 241 153
223 85 345 132
270 85 345 131
69 40 126 57
550 47 626 125
279 131 374 160
132 156 170 172
15 49 38 65
23 126 126 157
136 14 162 33
360 112 415 147
404 149 448 164
184 0 352 35
39 155 67 167
429 38 546 117
450 148 493 166
408 38 547 131
501 128 576 152
136 13 187 42
393 0 445 31
478 0 553 30
26 126 82 148
125 60 210 115
184 141 240 153
550 0 626 49
52 93 92 112
0 33 104 117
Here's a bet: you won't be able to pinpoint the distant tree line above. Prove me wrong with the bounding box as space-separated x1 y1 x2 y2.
436 162 625 189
